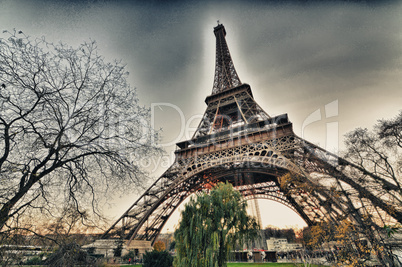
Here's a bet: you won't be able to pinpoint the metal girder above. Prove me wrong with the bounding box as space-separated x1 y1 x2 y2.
103 127 380 244
212 24 241 94
193 84 271 139
103 128 401 245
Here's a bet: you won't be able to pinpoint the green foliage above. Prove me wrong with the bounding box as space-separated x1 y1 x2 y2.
227 264 325 267
169 240 176 251
263 227 296 242
86 246 96 254
142 250 173 267
122 249 136 260
384 224 400 238
24 256 43 265
45 242 96 267
113 240 124 257
174 182 259 267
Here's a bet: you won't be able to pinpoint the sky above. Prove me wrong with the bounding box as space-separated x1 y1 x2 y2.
1 0 401 231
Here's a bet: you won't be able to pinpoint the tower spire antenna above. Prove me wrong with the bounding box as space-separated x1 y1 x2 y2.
212 23 241 94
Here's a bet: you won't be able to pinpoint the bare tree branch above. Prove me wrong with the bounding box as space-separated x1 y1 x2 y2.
0 31 161 232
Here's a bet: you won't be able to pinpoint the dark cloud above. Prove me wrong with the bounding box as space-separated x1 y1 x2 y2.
1 0 400 137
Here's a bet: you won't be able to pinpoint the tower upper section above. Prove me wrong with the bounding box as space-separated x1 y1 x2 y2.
212 24 242 94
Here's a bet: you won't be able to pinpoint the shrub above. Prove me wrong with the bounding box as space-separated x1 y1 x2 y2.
25 256 43 265
143 250 173 267
122 249 136 261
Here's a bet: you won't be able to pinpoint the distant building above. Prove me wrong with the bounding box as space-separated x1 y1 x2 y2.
0 245 50 264
82 239 152 259
266 237 302 252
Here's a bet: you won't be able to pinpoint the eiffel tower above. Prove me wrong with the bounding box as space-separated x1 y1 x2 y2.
102 24 401 251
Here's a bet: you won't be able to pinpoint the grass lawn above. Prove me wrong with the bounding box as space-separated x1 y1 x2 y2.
228 264 324 267
117 263 325 267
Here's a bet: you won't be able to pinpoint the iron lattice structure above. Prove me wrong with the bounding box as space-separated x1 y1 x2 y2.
102 24 402 249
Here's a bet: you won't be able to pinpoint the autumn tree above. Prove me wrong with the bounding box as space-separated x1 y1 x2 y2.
343 111 402 265
0 30 159 232
302 219 386 267
174 182 259 267
153 240 166 252
292 112 402 266
279 170 397 266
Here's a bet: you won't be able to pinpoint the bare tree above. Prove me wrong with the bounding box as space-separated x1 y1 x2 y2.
344 111 402 221
0 30 159 232
294 112 402 265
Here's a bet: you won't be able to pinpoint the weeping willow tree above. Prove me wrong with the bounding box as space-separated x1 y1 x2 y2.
174 182 259 267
